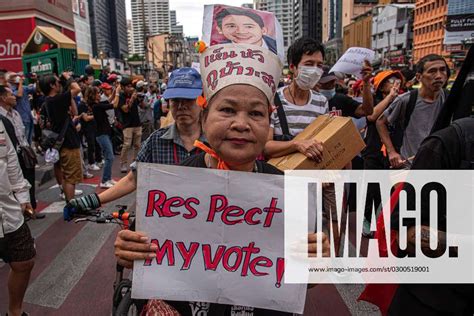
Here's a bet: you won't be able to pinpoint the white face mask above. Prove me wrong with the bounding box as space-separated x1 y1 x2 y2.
295 66 324 90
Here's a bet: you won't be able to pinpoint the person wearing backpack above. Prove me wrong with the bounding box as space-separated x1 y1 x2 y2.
376 54 449 169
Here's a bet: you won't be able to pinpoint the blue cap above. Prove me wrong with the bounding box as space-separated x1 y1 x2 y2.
163 67 203 100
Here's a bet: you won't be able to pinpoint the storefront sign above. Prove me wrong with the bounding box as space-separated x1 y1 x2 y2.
31 58 54 75
0 18 34 72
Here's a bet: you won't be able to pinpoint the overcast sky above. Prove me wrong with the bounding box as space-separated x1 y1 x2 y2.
125 0 248 38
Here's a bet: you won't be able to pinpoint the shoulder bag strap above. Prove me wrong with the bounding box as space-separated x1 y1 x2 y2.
274 93 290 136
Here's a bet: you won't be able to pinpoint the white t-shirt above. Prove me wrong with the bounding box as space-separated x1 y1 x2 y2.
271 86 329 136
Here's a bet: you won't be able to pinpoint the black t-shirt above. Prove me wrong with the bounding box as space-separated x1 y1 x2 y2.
78 101 97 133
328 93 361 118
165 152 288 316
180 152 283 175
410 125 461 170
391 125 463 230
92 102 114 136
45 91 80 149
118 93 141 128
32 93 45 112
361 96 384 162
389 125 473 315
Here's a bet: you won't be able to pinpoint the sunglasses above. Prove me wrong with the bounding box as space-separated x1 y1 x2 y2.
387 78 401 84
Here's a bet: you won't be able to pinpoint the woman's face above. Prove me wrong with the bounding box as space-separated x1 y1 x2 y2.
203 85 270 168
347 79 356 94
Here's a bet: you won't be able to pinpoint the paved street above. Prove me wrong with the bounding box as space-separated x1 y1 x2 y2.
0 158 379 315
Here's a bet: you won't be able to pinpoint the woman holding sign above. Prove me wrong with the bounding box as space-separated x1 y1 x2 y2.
115 44 328 315
65 45 329 315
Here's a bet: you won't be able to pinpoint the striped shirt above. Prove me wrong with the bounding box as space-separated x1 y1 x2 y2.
270 86 329 137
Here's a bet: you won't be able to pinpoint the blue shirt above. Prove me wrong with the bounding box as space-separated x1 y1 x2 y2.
11 84 34 124
132 123 206 167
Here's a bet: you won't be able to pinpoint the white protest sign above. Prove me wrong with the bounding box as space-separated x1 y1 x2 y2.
132 163 309 314
202 4 285 63
191 62 201 74
330 47 375 78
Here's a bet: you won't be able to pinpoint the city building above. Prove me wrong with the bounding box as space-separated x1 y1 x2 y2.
147 33 167 74
112 0 129 59
170 10 183 36
322 0 330 42
254 0 294 63
412 0 447 64
412 0 473 70
131 0 170 57
379 0 414 4
254 0 268 11
372 3 415 68
185 36 200 65
88 0 128 60
329 0 343 40
146 33 192 77
73 0 93 55
324 0 343 64
0 0 75 71
343 10 372 52
342 0 377 30
294 0 323 43
127 20 135 55
443 0 474 68
324 0 376 63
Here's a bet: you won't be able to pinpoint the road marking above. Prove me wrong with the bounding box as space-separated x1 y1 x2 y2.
38 201 64 213
49 183 98 189
28 213 62 239
334 235 380 315
24 222 116 308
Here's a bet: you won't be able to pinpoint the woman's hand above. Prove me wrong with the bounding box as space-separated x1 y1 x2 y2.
308 232 330 257
114 230 157 269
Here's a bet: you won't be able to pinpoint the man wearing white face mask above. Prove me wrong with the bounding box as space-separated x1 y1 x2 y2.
316 64 374 118
265 37 328 161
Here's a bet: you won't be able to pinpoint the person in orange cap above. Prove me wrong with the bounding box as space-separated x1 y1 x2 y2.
361 70 404 170
361 69 404 237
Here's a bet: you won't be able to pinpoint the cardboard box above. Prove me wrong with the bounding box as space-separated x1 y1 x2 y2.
268 115 366 170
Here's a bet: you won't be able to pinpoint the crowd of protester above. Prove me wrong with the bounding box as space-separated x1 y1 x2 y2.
1 35 472 316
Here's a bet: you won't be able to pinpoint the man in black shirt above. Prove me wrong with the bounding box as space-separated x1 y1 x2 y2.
316 64 373 118
115 78 145 173
388 118 474 315
39 73 82 202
